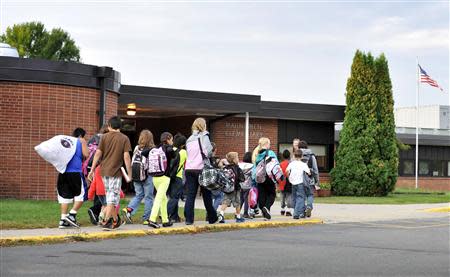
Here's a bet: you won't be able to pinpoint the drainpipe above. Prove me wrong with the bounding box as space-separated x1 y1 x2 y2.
245 112 250 152
97 67 112 129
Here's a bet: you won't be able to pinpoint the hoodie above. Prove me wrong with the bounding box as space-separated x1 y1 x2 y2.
185 131 213 171
300 148 320 184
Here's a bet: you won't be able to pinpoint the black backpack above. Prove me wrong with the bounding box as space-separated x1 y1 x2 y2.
131 147 148 182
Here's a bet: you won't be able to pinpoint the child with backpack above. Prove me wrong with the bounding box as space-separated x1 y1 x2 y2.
252 137 281 220
239 152 254 219
210 142 224 212
286 149 311 219
299 140 320 218
147 132 176 228
122 129 155 225
279 149 293 217
218 152 245 223
167 134 187 223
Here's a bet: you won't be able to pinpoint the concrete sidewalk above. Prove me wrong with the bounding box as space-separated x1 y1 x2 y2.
1 200 448 246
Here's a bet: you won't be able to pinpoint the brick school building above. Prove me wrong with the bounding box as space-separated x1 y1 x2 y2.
0 57 448 199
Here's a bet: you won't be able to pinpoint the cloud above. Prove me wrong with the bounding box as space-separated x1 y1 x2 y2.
368 16 448 50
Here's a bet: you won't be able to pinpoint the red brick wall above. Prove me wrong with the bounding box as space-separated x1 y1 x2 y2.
210 117 278 159
0 81 118 199
396 177 450 191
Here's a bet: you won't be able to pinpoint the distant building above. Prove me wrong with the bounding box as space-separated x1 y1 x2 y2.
395 105 450 130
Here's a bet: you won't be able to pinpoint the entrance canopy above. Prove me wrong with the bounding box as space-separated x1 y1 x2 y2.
119 85 261 117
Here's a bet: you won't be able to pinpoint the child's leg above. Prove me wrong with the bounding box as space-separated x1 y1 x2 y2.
149 176 170 223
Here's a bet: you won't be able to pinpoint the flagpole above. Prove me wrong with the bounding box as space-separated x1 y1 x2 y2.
415 58 419 190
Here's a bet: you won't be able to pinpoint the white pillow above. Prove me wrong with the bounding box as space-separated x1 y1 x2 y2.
34 135 78 173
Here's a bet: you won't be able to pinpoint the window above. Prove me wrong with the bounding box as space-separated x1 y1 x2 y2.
402 160 414 175
278 144 328 171
418 161 430 176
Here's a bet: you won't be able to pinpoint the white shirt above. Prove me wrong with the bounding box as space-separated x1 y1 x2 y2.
286 160 311 185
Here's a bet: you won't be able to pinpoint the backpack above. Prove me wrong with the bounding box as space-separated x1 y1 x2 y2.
147 146 167 177
266 158 284 183
301 153 318 186
198 164 233 192
240 167 253 190
131 147 148 182
255 152 268 184
82 135 99 176
248 187 258 209
222 165 238 193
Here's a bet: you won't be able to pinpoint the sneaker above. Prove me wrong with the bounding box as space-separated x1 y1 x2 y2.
305 207 312 218
218 214 225 223
185 222 194 226
281 210 285 216
142 220 149 225
58 219 71 229
243 213 251 219
102 218 113 230
162 221 173 228
122 208 133 224
285 211 292 217
87 208 98 225
254 209 260 215
262 207 271 220
111 217 122 230
300 214 306 218
235 217 245 223
293 216 300 220
148 220 160 229
65 214 80 228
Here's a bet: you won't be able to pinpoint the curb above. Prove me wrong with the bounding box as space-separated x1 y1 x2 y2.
0 219 322 247
423 206 450 213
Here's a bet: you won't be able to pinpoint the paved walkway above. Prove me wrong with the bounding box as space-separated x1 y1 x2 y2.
1 200 448 240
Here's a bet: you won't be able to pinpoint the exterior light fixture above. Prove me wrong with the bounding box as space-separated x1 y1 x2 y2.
127 103 136 116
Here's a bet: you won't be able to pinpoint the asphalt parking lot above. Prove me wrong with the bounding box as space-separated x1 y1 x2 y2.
2 217 449 277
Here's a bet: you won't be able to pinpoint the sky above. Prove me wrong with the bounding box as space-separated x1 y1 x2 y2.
1 0 449 108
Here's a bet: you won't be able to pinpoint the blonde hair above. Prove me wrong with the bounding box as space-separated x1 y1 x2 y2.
252 137 271 163
226 152 239 165
192 117 207 133
138 129 155 149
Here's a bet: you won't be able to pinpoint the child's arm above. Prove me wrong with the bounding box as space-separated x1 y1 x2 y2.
304 163 311 176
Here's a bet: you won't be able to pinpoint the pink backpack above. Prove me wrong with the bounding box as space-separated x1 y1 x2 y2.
147 146 167 177
248 187 258 209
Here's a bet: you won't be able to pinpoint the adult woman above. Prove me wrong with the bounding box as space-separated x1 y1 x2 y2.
184 118 219 225
122 129 155 225
252 137 279 220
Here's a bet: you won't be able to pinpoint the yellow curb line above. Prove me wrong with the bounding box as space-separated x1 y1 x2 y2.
423 206 450 213
0 219 323 247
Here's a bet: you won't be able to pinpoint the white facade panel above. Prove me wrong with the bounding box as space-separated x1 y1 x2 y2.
395 105 445 129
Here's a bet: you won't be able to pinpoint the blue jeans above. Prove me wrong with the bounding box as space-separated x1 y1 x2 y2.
184 170 218 224
212 190 224 211
127 176 154 220
292 184 310 217
240 189 250 215
306 185 314 210
167 177 184 221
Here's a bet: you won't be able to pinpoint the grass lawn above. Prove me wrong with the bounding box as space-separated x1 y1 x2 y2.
314 188 450 204
0 199 231 230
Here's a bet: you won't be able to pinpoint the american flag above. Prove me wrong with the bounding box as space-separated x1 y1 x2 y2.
419 64 443 92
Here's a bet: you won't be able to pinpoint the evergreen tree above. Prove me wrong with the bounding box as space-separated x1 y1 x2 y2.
331 50 398 196
372 54 399 195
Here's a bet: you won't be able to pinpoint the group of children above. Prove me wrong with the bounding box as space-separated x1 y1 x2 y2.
56 116 319 231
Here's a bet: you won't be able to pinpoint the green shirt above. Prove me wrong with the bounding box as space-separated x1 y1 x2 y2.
177 149 187 178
